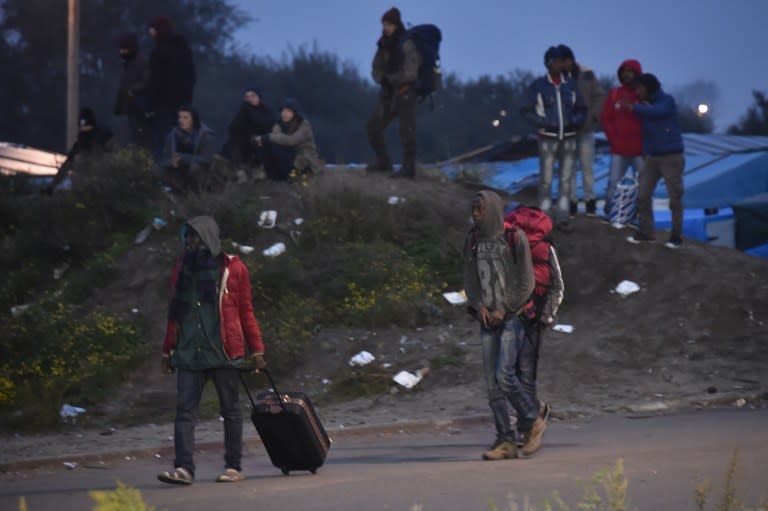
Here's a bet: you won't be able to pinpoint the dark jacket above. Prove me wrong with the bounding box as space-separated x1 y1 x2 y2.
113 53 150 117
225 102 275 162
601 59 644 156
463 191 535 317
163 216 265 360
633 90 684 155
149 34 196 111
371 28 421 96
161 123 216 169
568 64 605 133
522 74 586 140
52 126 114 189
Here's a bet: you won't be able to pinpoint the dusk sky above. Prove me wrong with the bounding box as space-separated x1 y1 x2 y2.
231 0 767 131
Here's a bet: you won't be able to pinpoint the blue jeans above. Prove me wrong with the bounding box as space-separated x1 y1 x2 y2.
538 137 576 217
570 132 595 201
174 368 243 476
481 317 540 442
605 154 644 208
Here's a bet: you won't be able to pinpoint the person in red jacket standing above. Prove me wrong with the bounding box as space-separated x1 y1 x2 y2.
157 215 265 485
600 59 644 216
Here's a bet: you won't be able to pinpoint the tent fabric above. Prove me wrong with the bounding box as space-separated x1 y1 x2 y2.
732 194 768 250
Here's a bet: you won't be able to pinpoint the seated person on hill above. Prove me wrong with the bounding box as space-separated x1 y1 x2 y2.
254 98 323 181
50 107 114 192
161 106 215 191
221 88 275 178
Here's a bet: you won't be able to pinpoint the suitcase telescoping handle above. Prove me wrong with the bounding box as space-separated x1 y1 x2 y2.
239 368 288 413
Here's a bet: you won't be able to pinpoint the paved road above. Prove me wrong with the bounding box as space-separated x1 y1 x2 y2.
2 409 766 511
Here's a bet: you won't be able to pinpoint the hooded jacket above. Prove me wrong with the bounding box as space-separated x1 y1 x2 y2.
600 60 643 156
149 32 196 111
162 216 264 361
463 191 535 317
268 101 323 173
371 26 421 96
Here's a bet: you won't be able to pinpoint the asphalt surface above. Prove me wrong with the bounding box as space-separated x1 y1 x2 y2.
2 409 766 511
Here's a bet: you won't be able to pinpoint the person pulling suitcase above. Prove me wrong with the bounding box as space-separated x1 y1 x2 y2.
157 215 266 485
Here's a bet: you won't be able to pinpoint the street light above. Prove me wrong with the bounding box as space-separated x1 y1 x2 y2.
491 119 500 127
697 103 710 117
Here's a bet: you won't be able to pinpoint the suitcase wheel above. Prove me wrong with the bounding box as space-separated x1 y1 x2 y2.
310 468 317 475
281 468 290 476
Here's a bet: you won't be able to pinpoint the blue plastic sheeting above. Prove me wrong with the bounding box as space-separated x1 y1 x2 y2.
745 243 768 258
653 208 733 242
446 150 768 211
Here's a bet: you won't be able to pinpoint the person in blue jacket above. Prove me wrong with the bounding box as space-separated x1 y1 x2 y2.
521 46 586 228
624 73 685 248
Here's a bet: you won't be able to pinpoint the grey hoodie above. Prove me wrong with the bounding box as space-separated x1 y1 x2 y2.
186 215 222 257
463 191 535 317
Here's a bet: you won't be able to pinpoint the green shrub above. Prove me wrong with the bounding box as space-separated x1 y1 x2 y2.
0 301 146 430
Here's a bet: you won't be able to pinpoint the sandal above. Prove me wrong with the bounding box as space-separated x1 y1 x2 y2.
157 467 193 485
216 468 244 483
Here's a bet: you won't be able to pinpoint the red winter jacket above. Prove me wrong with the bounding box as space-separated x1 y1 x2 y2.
600 59 643 156
162 253 265 358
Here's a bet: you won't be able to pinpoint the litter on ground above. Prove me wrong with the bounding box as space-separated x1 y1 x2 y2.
393 368 429 389
10 304 31 317
263 242 286 257
60 404 86 419
349 351 375 367
552 324 574 333
442 290 468 305
387 196 405 205
238 245 255 255
614 280 641 296
258 210 277 228
294 218 304 225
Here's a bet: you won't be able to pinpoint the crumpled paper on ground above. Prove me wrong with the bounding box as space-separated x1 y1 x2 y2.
615 280 641 296
348 351 375 366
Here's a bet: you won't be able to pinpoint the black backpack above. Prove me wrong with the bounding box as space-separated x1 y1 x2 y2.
403 24 442 99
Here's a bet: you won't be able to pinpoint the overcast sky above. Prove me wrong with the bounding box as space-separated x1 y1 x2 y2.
231 0 767 131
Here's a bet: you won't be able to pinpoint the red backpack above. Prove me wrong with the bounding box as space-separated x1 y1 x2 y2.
503 207 553 321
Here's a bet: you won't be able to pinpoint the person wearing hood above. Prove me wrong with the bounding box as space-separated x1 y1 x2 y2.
50 107 114 192
365 7 421 178
113 32 151 148
147 16 196 159
625 73 685 248
161 105 216 192
221 88 276 175
558 45 605 217
600 59 645 216
158 216 266 485
463 191 547 461
254 98 323 180
521 46 586 227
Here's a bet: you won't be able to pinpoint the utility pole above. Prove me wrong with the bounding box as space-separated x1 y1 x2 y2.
66 0 80 149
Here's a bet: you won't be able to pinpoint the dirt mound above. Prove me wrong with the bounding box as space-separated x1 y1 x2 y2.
84 168 768 429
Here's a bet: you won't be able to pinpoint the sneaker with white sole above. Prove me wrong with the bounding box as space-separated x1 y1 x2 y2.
158 466 194 485
626 232 655 244
665 235 683 249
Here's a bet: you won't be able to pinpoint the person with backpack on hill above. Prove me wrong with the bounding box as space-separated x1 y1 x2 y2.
521 46 586 229
600 59 644 219
464 190 549 460
558 45 605 217
624 73 685 248
366 7 421 179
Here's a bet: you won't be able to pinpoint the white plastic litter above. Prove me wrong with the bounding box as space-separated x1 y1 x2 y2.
393 369 429 389
294 218 304 225
60 404 86 419
10 304 31 317
53 262 70 280
131 308 140 314
263 242 286 257
387 196 405 205
63 462 77 470
442 290 468 305
349 351 375 367
258 210 277 228
321 378 330 385
615 280 641 296
238 245 255 255
552 324 574 333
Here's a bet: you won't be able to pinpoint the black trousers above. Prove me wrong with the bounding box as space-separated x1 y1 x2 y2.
365 91 417 169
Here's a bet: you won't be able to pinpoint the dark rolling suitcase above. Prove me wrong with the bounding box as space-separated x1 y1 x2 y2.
240 369 331 475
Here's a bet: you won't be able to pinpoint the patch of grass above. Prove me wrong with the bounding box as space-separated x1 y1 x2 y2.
327 366 394 400
431 343 467 369
62 236 131 304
